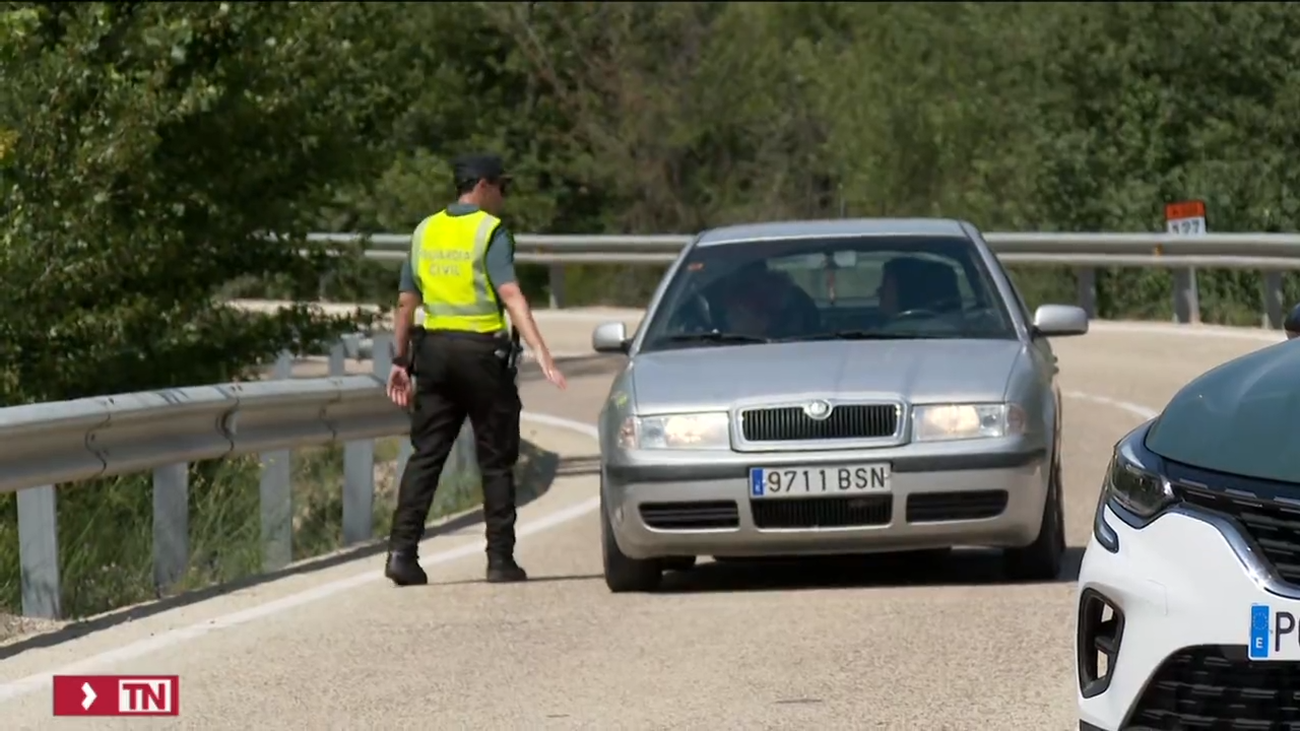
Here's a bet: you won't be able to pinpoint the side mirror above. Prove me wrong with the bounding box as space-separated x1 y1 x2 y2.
1286 303 1300 340
592 321 631 354
1031 304 1089 337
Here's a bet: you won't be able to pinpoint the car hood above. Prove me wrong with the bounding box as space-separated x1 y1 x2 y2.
628 339 1024 413
1146 339 1300 483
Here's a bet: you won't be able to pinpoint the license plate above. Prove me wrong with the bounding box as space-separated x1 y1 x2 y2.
749 464 891 499
1250 604 1300 660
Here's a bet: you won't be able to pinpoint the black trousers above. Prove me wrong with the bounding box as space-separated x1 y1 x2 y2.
388 330 521 558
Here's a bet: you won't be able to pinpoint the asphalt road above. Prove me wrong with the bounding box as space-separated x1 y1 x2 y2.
0 313 1284 730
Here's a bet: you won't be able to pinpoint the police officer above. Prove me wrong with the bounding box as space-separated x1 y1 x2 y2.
384 153 567 586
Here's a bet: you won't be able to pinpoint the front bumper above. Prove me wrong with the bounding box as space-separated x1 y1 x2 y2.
602 447 1048 559
1078 504 1300 730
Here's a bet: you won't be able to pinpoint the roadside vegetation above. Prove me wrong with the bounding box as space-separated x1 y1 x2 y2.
2 2 1298 616
0 439 490 619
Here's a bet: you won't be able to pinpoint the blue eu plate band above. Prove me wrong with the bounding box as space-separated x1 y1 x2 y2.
1250 603 1270 659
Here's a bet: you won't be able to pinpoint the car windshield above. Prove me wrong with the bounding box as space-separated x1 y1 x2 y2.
639 235 1017 353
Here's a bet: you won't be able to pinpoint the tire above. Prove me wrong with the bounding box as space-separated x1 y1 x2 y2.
662 556 697 572
601 503 663 592
1003 456 1066 581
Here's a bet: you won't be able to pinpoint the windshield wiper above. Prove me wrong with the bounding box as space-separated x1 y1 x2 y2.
782 330 953 342
660 331 771 346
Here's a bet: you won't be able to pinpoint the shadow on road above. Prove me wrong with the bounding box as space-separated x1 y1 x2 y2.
555 454 600 478
430 545 1085 593
654 545 1086 594
430 573 605 588
0 440 569 660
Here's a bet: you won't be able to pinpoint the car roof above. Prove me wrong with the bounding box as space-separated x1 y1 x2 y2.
694 218 972 248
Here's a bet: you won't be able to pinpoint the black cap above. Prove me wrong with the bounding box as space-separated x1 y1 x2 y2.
452 153 509 187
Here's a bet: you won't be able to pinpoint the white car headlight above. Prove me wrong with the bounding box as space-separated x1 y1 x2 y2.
912 403 1025 442
618 413 730 450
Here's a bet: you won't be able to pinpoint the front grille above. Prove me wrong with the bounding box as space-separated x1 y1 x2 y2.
740 403 898 443
1173 482 1300 585
906 490 1008 523
751 495 892 529
639 501 739 530
1128 645 1300 729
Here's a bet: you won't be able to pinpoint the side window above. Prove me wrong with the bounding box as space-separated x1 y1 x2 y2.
985 253 1032 324
963 228 1027 320
951 261 976 304
1008 276 1034 324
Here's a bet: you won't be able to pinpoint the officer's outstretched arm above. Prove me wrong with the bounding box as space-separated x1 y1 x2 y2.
395 255 423 364
488 229 565 388
395 291 421 362
497 284 565 387
497 282 549 361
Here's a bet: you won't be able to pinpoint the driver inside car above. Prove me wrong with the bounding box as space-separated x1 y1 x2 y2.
877 256 963 320
668 261 821 340
712 264 818 339
717 269 780 338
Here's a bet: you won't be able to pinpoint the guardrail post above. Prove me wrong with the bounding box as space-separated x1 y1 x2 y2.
1263 270 1285 329
260 352 294 571
1075 267 1097 318
152 463 189 593
16 485 61 619
1172 268 1201 324
548 263 567 309
339 338 377 545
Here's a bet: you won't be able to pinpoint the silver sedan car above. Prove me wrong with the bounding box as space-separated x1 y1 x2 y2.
591 218 1089 592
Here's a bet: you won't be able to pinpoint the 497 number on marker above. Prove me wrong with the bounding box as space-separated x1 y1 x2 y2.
749 464 891 499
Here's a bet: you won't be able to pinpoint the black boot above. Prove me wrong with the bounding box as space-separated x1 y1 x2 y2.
385 551 428 587
486 556 528 583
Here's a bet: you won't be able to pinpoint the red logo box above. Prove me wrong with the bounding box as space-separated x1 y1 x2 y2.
53 675 179 717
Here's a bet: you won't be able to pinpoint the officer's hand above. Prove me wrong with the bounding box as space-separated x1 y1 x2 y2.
386 365 413 407
538 353 567 390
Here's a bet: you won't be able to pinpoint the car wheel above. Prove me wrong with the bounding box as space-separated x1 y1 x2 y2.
1003 456 1065 581
601 503 663 592
662 556 697 572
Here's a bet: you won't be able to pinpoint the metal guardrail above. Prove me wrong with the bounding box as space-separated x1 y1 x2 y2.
314 229 1300 256
2 334 479 620
9 227 1299 620
306 230 1300 327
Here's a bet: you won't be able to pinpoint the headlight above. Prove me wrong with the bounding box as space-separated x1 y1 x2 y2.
618 413 730 450
912 403 1025 442
1104 442 1173 519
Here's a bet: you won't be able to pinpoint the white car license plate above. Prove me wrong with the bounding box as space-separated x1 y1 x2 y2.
1250 604 1300 660
749 464 891 499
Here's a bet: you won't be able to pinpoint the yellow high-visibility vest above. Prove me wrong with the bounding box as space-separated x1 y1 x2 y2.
411 209 507 333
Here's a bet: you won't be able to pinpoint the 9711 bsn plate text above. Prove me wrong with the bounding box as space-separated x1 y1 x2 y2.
749 464 890 499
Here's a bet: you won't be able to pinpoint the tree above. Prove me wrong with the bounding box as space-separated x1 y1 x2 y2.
1028 2 1300 321
0 2 412 403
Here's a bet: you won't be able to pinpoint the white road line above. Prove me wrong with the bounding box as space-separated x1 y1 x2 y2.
520 412 598 439
0 390 1159 702
1082 320 1284 343
1062 391 1160 420
525 349 604 362
0 411 602 703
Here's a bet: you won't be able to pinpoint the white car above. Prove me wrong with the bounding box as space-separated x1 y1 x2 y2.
1077 338 1300 730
